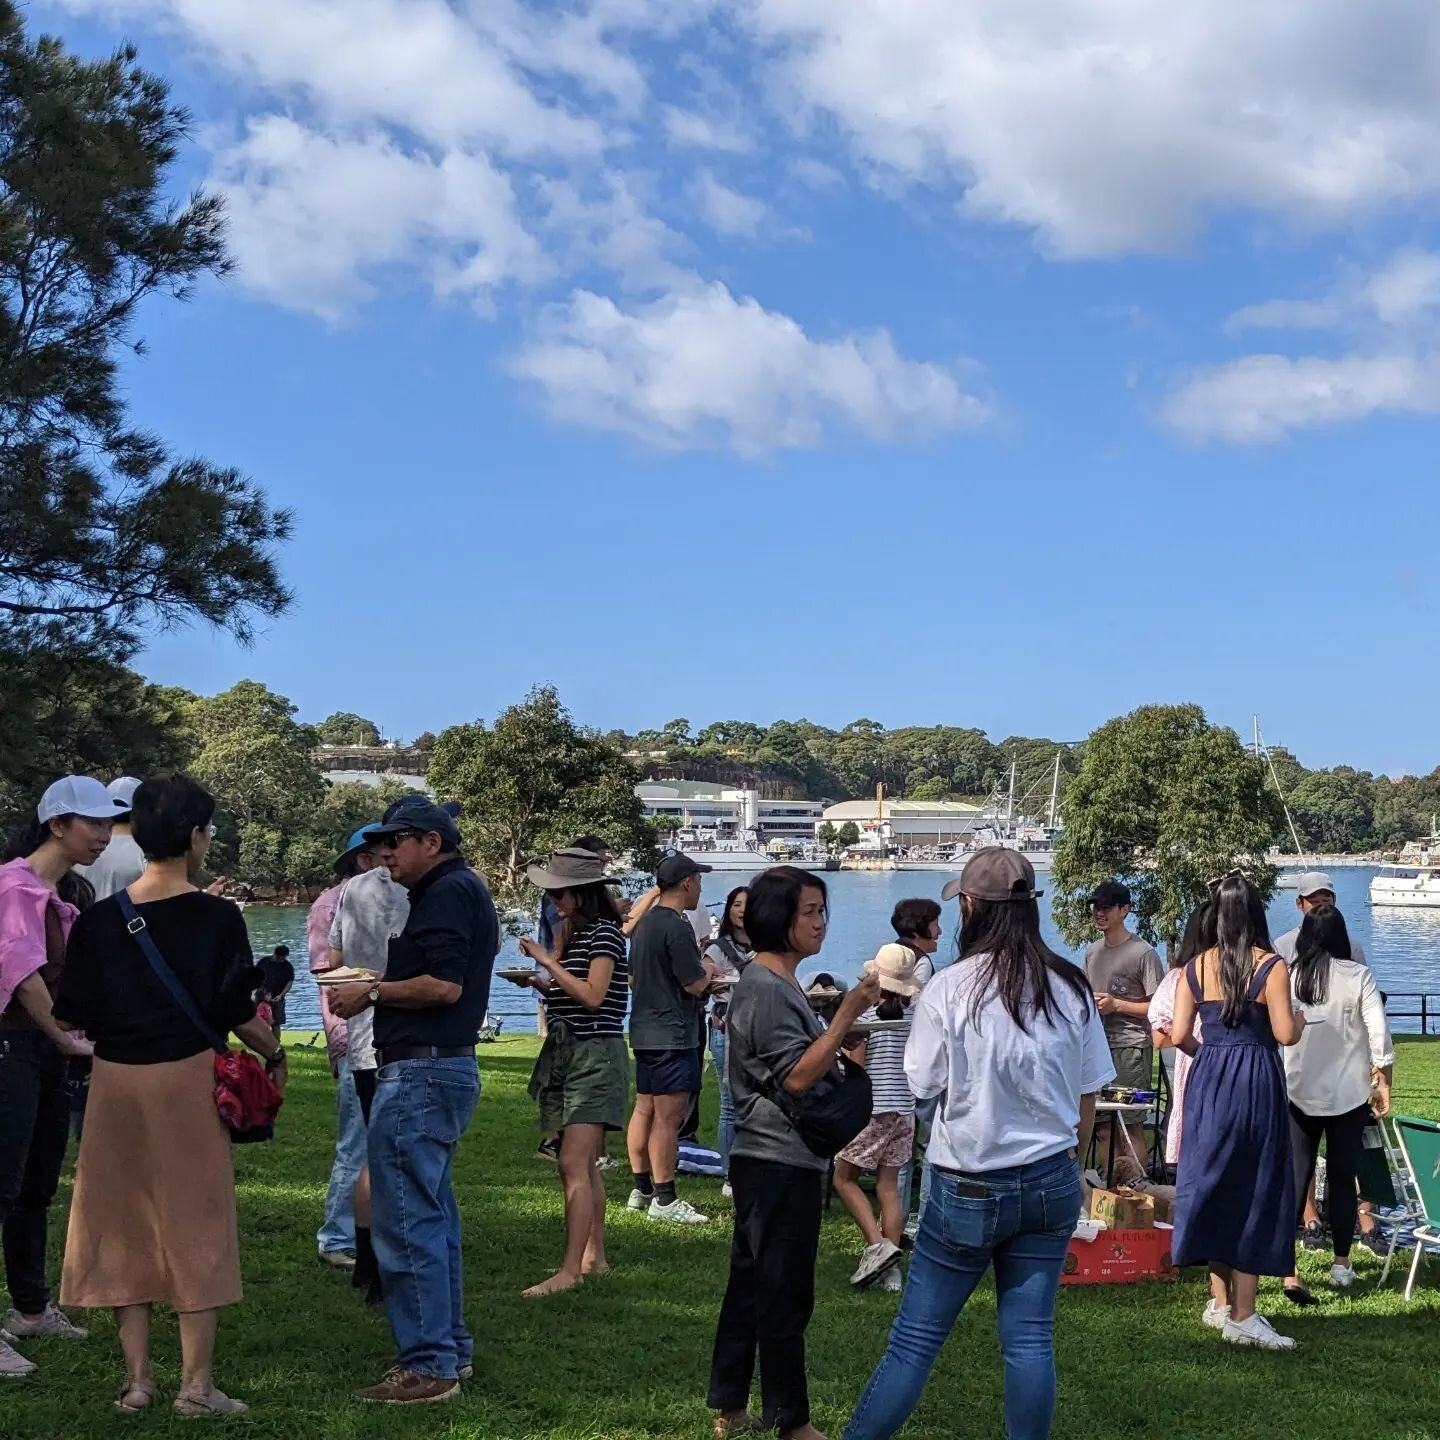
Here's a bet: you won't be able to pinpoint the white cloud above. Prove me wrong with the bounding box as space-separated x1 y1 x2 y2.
744 0 1440 256
695 174 769 237
1159 354 1440 444
1362 248 1440 326
1222 299 1343 336
660 105 751 153
510 281 990 455
212 118 547 318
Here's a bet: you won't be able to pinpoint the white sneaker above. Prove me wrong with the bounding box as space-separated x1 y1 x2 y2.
721 1182 733 1199
1201 1300 1231 1330
1330 1262 1357 1289
0 1336 35 1378
878 1265 903 1292
648 1198 710 1225
1222 1314 1296 1351
2 1305 87 1340
626 1188 650 1211
850 1239 902 1288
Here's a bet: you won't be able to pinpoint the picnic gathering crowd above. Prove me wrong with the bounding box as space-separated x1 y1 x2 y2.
0 770 1400 1436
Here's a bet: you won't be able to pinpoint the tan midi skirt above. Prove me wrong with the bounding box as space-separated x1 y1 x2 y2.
61 1051 242 1312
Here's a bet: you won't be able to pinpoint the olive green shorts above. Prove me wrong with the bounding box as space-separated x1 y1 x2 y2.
530 1031 630 1133
1108 1045 1154 1090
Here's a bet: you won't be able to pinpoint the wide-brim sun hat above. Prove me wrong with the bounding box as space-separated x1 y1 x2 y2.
337 822 384 865
526 847 615 891
865 941 923 996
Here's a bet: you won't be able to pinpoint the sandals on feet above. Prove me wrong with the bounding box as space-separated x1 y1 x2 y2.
114 1380 160 1414
173 1389 249 1418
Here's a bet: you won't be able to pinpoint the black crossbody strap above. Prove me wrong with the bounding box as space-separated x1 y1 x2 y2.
115 891 228 1056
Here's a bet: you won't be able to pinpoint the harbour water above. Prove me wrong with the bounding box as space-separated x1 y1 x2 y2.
252 866 1440 1039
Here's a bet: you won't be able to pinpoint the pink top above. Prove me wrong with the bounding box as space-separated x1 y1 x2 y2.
306 884 348 1063
0 857 78 1015
1147 966 1201 1167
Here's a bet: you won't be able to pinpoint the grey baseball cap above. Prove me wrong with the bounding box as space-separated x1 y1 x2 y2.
941 847 1042 903
1295 871 1336 899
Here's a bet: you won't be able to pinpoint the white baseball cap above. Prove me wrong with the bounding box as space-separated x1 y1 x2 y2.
37 775 132 824
107 776 143 807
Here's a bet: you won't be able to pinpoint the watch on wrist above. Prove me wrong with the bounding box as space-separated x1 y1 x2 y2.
266 1047 286 1070
368 983 382 1007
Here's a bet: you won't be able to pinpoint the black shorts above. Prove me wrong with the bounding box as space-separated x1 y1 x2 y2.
354 1066 377 1125
634 1047 703 1097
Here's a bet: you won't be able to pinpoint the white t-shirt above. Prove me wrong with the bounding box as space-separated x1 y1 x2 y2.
907 954 1114 1173
329 867 410 1070
75 832 146 900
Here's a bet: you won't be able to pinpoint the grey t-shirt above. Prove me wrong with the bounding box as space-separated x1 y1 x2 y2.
727 964 830 1173
628 906 706 1051
75 832 146 900
329 867 410 1070
1274 925 1367 967
1084 934 1163 1049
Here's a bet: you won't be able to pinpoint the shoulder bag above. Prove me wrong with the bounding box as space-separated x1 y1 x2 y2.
759 1050 873 1159
116 891 282 1144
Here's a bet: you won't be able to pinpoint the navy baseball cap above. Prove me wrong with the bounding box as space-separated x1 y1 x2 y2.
381 795 461 824
371 801 462 850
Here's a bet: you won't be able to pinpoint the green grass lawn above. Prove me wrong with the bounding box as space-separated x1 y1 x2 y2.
8 1037 1440 1439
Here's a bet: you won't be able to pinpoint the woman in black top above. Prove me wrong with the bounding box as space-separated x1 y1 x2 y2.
508 849 630 1298
53 775 283 1418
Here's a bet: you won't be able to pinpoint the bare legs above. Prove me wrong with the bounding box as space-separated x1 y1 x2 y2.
626 1092 689 1184
115 1305 153 1405
1207 1263 1261 1323
524 1124 608 1298
833 1159 883 1246
355 1165 371 1227
177 1309 219 1398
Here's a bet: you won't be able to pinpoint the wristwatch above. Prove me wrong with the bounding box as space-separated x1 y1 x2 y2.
368 983 382 1008
266 1047 286 1071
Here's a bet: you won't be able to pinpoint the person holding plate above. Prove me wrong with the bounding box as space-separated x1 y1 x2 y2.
505 848 630 1297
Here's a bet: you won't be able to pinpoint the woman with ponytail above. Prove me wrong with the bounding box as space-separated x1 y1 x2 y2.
1170 872 1304 1351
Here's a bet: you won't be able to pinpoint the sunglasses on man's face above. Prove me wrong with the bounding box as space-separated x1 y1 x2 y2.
385 830 424 847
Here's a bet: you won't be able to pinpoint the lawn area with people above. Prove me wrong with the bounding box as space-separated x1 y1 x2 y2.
8 1034 1440 1440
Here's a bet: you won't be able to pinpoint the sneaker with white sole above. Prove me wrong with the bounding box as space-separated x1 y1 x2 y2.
648 1198 708 1221
626 1188 652 1211
1222 1313 1296 1350
648 1198 710 1225
3 1305 87 1340
878 1265 903 1293
721 1182 733 1199
1201 1300 1231 1330
850 1239 902 1288
0 1336 35 1378
1330 1262 1357 1289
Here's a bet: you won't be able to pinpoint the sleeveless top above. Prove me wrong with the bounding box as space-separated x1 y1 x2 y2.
1184 949 1283 1050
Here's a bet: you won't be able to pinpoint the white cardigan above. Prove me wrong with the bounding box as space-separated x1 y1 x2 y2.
1284 958 1394 1116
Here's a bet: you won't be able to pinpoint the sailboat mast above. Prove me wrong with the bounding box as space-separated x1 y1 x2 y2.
1047 752 1060 831
1006 758 1016 829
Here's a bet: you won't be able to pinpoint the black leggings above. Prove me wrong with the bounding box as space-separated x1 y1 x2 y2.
1289 1102 1370 1260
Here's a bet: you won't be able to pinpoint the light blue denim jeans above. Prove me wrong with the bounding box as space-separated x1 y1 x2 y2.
369 1057 480 1380
844 1149 1081 1440
316 1058 365 1255
708 1026 735 1175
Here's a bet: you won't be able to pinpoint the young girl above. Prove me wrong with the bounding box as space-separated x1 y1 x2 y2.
1171 873 1304 1351
832 943 924 1293
705 886 752 1189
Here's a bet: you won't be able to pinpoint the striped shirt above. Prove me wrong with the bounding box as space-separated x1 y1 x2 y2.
544 919 628 1039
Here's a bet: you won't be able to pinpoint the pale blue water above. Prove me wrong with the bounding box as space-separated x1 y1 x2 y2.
252 866 1440 1039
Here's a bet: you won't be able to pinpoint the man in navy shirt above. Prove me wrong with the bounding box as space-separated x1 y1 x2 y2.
328 800 498 1405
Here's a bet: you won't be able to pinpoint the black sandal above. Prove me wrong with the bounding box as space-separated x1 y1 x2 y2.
1283 1282 1318 1307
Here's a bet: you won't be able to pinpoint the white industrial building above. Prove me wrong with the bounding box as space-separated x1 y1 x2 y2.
636 781 823 843
821 797 986 845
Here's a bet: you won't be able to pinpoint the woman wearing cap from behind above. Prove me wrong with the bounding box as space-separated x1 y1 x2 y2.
511 848 630 1297
843 848 1113 1440
832 943 925 1294
0 776 122 1379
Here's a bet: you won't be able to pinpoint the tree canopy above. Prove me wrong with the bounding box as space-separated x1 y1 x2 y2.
317 711 382 747
1051 704 1280 948
427 686 657 906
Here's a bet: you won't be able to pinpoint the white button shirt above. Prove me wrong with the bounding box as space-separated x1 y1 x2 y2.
1285 957 1394 1116
906 955 1115 1174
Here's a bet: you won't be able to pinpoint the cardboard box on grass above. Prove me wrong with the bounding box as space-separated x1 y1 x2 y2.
1088 1186 1155 1230
1062 1224 1178 1286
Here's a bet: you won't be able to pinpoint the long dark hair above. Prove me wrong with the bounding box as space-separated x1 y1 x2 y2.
960 895 1092 1033
4 814 95 910
1292 903 1351 1006
1211 874 1274 1027
555 882 623 932
718 886 749 942
1172 901 1216 971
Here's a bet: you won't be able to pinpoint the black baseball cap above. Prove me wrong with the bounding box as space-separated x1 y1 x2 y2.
656 853 712 889
371 801 462 851
1090 881 1132 908
382 795 461 824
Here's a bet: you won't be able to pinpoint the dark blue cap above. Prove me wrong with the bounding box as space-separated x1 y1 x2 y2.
371 801 462 850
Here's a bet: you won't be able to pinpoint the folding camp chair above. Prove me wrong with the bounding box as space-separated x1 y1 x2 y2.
1355 1115 1413 1286
477 1013 505 1044
1393 1115 1440 1302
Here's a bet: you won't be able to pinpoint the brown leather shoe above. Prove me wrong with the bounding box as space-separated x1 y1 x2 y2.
355 1367 459 1405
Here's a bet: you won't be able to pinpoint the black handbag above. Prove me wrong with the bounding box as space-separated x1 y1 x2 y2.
761 1052 873 1159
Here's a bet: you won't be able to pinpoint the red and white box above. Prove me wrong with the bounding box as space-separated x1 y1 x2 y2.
1061 1222 1178 1286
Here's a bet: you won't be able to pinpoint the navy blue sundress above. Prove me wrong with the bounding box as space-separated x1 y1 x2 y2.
1171 952 1296 1277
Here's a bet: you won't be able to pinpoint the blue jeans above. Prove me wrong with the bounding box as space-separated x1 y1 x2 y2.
844 1150 1081 1440
316 1059 365 1255
709 1027 735 1175
368 1057 480 1380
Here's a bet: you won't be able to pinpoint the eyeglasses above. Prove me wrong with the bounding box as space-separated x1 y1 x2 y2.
386 830 423 847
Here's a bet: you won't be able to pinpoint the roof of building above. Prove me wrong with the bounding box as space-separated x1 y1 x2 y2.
635 780 727 800
822 798 985 821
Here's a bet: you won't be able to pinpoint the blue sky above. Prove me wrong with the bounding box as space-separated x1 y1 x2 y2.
36 2 1440 775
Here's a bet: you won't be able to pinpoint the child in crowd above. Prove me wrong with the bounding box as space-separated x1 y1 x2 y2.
832 944 925 1292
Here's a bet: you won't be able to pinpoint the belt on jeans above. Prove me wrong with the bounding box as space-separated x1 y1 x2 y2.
376 1045 475 1065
